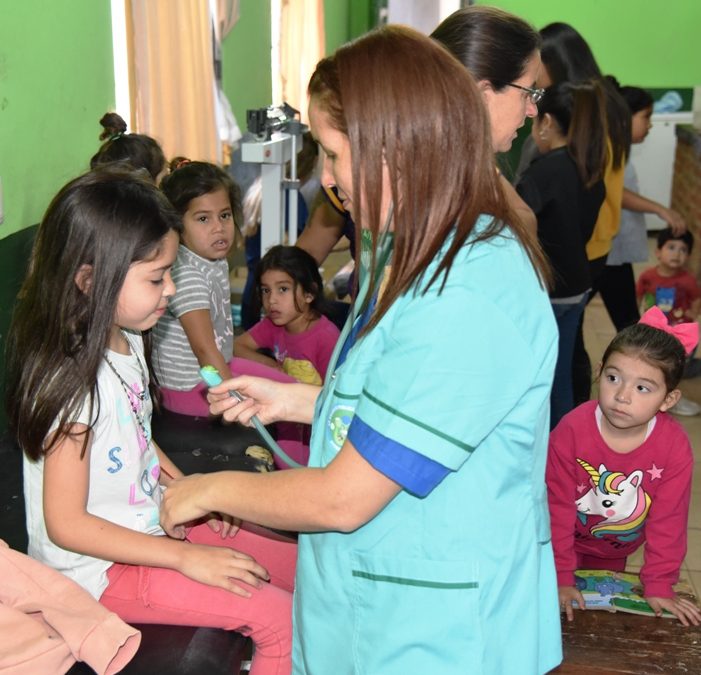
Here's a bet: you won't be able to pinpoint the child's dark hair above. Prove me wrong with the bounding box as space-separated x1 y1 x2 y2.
254 245 328 319
5 168 182 461
601 323 686 391
160 160 243 232
537 80 608 188
618 86 653 115
657 226 693 254
90 112 166 182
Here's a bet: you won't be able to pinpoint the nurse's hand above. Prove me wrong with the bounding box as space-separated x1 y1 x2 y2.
559 585 586 622
208 376 319 426
161 473 219 539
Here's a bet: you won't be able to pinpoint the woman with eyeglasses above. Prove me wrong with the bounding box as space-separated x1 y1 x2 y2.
431 6 544 235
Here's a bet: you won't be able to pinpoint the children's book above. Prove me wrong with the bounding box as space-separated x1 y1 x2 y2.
573 570 696 618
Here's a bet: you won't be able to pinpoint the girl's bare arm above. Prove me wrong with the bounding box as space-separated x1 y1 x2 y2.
179 309 232 379
43 425 268 596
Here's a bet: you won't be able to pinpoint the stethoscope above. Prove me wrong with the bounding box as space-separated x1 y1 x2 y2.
321 202 394 391
211 203 395 469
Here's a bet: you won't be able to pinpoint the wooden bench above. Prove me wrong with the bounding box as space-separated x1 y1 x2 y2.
555 610 701 674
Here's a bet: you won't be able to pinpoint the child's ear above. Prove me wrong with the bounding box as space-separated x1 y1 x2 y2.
74 264 93 295
659 388 681 412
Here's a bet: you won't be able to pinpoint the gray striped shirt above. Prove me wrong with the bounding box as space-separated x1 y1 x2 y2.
153 245 233 390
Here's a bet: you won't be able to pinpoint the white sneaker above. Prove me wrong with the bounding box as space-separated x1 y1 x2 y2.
670 395 701 416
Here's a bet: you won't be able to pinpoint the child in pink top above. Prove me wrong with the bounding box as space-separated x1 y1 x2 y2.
235 245 340 467
547 307 701 626
235 245 340 386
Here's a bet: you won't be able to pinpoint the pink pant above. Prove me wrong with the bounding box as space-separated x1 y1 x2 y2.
160 358 310 468
100 523 297 675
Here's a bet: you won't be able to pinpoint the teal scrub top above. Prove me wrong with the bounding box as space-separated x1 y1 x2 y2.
292 216 563 674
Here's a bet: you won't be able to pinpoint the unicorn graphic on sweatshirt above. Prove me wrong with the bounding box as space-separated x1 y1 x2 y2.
575 458 651 541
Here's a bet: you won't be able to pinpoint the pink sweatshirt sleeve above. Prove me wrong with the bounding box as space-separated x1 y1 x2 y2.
640 432 694 598
546 422 580 588
0 541 140 674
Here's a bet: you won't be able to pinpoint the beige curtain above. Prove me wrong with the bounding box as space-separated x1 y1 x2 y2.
279 0 325 123
129 0 219 163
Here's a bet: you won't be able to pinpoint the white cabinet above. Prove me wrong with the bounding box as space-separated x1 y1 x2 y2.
629 111 693 230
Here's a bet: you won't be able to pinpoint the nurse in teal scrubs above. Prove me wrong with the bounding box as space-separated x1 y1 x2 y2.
161 25 562 674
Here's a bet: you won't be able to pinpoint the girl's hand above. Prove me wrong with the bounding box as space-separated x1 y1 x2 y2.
207 375 291 426
176 542 269 597
660 207 686 235
645 595 701 627
206 513 241 539
559 585 586 622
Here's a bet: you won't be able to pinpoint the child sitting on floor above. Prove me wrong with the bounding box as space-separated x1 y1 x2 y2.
234 245 340 386
547 308 701 626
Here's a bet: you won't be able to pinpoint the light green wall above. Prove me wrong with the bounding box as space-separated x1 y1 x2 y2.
5 0 693 242
483 0 701 88
0 1 114 238
221 0 272 133
222 0 369 133
325 1 351 54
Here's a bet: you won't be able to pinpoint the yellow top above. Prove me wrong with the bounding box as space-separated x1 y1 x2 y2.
586 140 626 261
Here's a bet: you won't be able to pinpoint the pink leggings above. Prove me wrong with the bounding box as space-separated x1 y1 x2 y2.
160 358 310 468
100 523 297 675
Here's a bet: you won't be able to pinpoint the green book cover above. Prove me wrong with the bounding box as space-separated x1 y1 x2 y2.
573 570 696 618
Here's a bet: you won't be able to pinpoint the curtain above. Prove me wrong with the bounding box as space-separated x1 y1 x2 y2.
279 0 325 123
129 0 219 163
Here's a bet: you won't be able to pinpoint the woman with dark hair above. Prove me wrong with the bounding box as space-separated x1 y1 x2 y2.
600 84 686 332
517 80 608 427
431 6 543 232
521 22 632 405
90 112 167 183
161 25 562 674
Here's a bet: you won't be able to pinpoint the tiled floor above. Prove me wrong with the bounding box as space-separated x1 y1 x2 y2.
583 287 701 601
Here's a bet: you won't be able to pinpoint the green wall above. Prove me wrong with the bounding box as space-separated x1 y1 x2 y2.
483 0 701 88
221 0 273 134
2 0 698 242
0 0 114 238
221 0 369 132
325 0 351 54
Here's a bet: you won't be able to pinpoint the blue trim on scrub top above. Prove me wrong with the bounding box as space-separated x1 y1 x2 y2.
348 416 450 497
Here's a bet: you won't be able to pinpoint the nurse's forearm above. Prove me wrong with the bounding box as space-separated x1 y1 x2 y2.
161 441 401 534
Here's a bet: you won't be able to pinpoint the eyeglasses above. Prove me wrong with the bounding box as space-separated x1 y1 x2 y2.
506 83 545 104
